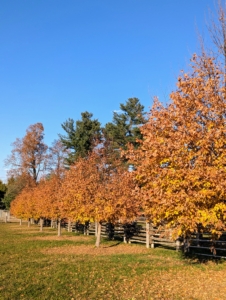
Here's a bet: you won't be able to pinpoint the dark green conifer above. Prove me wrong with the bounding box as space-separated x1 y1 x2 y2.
59 111 101 164
104 97 146 151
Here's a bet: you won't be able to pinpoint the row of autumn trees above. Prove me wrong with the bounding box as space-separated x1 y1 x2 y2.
1 97 146 210
10 150 139 246
7 2 226 244
9 52 226 242
6 99 145 246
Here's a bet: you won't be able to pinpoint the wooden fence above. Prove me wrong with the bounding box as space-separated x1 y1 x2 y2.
184 232 226 258
6 212 226 258
0 210 21 223
65 219 180 249
65 219 226 258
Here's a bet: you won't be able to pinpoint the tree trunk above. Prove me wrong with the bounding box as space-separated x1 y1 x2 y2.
51 219 54 228
57 219 61 237
95 222 101 247
40 218 43 232
68 220 71 232
28 218 30 227
95 221 98 237
176 238 181 251
20 219 22 225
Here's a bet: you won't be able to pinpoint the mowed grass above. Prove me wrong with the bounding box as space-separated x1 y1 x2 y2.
1 224 226 300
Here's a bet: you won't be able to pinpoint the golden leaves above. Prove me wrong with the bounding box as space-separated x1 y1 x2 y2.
127 54 226 237
11 149 140 228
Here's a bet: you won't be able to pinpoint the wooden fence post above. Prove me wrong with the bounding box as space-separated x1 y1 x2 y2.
150 224 154 248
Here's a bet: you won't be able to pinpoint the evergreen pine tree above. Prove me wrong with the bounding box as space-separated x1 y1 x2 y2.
59 111 101 164
104 97 146 151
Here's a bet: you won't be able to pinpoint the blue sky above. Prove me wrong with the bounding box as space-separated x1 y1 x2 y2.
0 0 216 182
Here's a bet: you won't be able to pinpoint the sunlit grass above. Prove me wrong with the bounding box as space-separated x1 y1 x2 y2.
0 223 226 300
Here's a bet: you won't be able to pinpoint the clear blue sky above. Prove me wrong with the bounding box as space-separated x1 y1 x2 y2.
0 0 216 182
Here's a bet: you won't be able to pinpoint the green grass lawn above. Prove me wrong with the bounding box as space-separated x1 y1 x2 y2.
1 223 226 300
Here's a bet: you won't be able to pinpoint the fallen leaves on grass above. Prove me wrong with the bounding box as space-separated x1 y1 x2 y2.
123 266 226 300
42 243 150 256
31 235 91 241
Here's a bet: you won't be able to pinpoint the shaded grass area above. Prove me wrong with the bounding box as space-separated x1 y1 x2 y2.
1 224 226 299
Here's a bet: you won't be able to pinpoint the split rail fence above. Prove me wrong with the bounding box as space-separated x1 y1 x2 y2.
65 218 181 250
3 209 226 259
64 219 226 258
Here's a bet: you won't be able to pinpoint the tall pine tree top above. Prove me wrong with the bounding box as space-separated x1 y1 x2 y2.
104 98 146 150
59 111 101 164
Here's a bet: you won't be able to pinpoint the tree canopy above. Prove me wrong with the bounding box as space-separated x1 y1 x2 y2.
0 180 7 209
48 139 69 177
5 123 48 183
128 54 226 237
3 175 29 209
104 98 146 151
59 111 101 164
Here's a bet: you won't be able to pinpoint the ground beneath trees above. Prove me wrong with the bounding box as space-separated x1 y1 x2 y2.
42 243 152 255
2 223 226 300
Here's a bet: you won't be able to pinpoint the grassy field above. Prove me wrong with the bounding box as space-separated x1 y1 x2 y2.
1 223 226 300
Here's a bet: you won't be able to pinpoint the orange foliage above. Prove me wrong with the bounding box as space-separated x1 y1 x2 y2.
6 123 48 183
128 54 226 237
61 150 139 224
10 186 37 220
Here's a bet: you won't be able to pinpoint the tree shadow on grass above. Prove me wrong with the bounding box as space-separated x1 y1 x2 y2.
102 242 122 248
181 250 226 264
152 243 226 264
